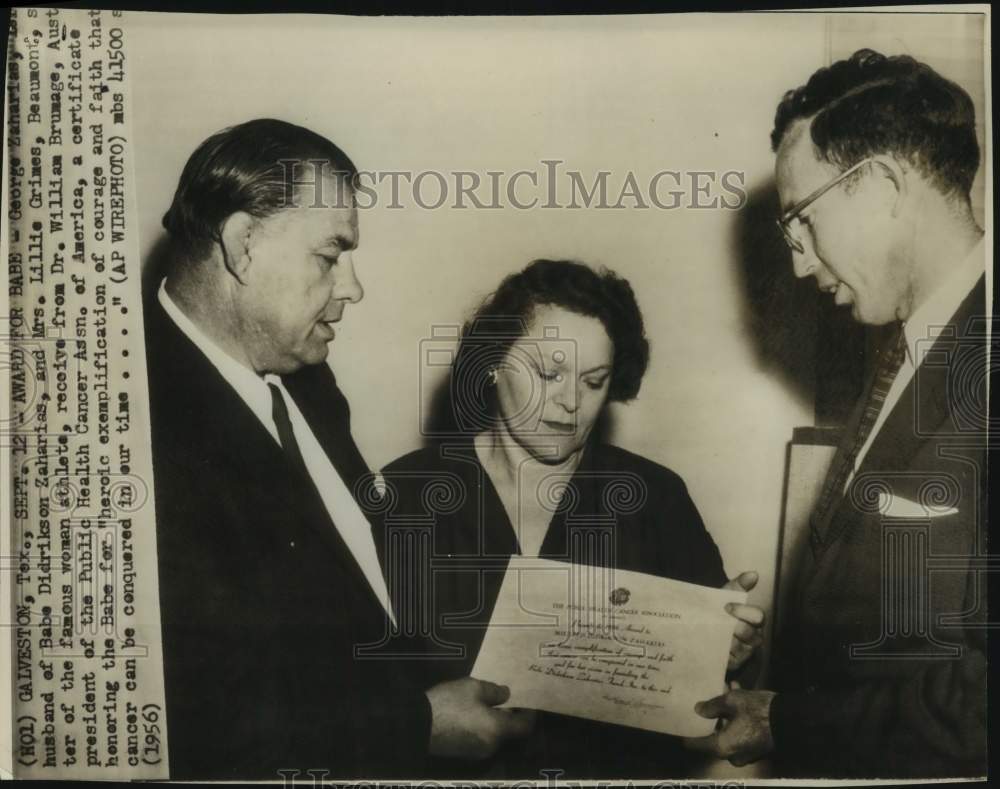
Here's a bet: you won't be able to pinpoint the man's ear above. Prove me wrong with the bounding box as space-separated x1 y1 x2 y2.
870 155 907 218
219 211 254 284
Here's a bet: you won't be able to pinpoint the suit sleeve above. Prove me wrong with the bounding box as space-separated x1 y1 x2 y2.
155 453 432 779
768 375 988 779
769 492 987 778
770 641 986 777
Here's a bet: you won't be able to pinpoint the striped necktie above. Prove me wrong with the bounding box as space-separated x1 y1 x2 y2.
810 327 908 543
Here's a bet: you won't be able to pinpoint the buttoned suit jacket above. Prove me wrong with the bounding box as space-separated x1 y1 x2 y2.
770 276 988 778
144 297 430 780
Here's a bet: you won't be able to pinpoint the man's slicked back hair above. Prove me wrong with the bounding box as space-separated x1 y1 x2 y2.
162 118 358 261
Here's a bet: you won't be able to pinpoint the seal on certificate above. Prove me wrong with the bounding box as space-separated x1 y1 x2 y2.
609 587 630 606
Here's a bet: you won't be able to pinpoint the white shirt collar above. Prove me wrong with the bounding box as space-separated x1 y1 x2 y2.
902 236 985 366
158 278 280 444
157 281 395 622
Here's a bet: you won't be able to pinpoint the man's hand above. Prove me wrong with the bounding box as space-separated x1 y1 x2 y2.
683 684 776 766
426 677 535 760
724 571 765 672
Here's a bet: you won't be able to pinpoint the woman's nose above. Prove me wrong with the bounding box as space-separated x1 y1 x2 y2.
551 377 578 413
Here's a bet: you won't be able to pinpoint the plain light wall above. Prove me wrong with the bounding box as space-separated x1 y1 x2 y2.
129 13 986 776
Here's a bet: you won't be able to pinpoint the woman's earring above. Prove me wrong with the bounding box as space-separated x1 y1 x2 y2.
488 367 499 385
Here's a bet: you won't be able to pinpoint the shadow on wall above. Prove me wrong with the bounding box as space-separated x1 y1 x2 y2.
734 179 867 427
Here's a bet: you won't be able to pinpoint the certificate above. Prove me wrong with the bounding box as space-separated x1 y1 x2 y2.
471 558 746 737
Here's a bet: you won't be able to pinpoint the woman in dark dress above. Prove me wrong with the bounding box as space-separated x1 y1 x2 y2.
376 260 763 779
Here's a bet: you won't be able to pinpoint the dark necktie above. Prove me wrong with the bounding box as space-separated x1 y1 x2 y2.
810 327 908 541
268 382 309 475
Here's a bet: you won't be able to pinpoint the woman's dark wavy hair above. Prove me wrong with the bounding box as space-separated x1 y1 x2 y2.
162 118 358 262
450 260 649 429
771 49 979 200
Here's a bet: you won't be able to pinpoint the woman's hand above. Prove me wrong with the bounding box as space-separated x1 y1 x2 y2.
723 571 765 672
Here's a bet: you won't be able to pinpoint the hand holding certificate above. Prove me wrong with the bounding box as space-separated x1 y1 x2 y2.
471 558 747 737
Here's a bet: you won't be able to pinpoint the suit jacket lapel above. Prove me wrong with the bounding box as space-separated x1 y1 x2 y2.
146 299 378 597
820 276 986 546
858 276 985 476
281 363 390 606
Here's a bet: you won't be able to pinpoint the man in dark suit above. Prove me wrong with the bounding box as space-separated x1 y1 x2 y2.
145 119 532 779
686 50 988 777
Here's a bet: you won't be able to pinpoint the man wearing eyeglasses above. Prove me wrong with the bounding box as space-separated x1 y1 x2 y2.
685 49 987 778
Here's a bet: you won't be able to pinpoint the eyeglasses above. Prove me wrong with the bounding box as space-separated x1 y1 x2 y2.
776 157 875 254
